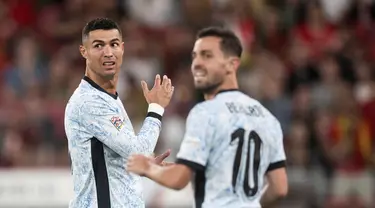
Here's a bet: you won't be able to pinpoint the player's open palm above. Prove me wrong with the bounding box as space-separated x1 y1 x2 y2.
141 74 174 108
127 154 151 176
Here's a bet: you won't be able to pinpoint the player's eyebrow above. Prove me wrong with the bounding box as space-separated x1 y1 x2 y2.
110 38 120 42
198 50 212 56
192 50 213 59
200 50 212 54
192 50 211 55
92 40 105 44
92 38 120 44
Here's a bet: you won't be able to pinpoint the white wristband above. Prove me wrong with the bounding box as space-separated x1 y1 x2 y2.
148 103 165 116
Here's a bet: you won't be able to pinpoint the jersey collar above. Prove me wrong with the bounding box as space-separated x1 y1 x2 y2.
216 89 240 95
83 76 118 100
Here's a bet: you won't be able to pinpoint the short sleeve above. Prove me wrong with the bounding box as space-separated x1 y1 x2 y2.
267 120 286 172
176 104 213 171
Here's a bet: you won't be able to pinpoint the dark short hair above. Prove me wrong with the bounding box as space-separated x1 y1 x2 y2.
82 17 122 42
196 26 242 58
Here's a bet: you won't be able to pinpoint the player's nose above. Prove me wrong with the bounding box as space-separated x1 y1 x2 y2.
103 45 114 57
191 58 203 70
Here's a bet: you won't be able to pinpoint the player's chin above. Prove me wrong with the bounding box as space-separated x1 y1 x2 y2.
194 80 208 89
101 66 117 75
99 70 116 80
195 83 220 94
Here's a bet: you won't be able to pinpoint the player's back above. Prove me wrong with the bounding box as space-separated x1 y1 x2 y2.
185 90 285 208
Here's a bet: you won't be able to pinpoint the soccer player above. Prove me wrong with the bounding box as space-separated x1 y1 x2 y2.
127 27 288 208
64 18 174 208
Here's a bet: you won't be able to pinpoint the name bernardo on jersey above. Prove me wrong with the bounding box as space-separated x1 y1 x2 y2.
225 102 264 117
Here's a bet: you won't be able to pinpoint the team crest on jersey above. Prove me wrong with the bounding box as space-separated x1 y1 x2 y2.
110 116 124 131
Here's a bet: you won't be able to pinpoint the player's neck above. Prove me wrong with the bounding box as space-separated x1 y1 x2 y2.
204 80 239 100
85 70 118 95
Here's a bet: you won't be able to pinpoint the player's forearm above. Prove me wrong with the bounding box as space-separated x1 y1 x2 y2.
260 187 286 208
98 118 160 158
134 117 161 154
145 164 188 190
161 162 175 166
98 114 162 158
132 104 164 154
145 165 178 189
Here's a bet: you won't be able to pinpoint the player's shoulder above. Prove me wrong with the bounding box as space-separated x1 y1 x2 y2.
67 79 114 111
238 94 279 120
253 97 283 140
188 102 210 117
189 97 222 116
250 97 281 130
240 96 283 143
249 97 279 121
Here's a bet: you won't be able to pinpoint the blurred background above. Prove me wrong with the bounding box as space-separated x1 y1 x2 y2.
0 0 375 207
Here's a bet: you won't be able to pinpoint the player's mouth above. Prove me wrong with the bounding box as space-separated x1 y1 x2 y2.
193 70 207 78
103 61 116 68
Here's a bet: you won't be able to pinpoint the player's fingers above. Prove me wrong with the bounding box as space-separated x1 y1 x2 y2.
161 75 168 89
153 74 161 88
141 81 149 94
162 149 171 158
165 78 172 91
154 149 171 164
169 86 175 97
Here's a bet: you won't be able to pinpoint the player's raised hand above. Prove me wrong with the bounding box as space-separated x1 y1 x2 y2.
141 74 174 108
127 154 151 176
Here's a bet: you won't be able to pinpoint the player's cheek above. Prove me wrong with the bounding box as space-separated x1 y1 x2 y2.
116 55 123 64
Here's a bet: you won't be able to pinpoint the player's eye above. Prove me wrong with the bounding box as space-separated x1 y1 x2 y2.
94 44 103 48
112 43 119 47
203 54 212 59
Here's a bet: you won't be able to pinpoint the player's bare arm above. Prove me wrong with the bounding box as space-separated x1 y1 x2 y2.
127 154 192 190
260 167 288 207
150 149 175 166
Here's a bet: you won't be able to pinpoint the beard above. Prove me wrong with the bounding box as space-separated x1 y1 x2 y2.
90 65 117 80
194 78 223 94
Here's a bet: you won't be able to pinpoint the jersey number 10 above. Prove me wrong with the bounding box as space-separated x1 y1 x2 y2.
230 128 262 197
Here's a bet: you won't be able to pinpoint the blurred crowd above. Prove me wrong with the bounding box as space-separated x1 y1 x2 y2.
0 0 375 207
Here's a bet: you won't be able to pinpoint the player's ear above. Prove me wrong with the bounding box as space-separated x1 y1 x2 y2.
79 45 87 59
120 42 124 55
229 57 240 72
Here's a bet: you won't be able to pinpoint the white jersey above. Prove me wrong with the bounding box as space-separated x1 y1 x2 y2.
176 89 286 208
64 76 162 208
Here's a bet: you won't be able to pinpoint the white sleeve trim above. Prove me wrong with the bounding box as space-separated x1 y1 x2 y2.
148 103 165 116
